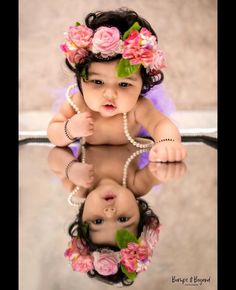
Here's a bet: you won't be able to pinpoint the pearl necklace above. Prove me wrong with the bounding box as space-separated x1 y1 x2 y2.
122 148 149 187
67 145 149 207
66 83 154 149
67 145 86 207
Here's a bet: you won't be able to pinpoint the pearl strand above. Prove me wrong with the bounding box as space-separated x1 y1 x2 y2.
66 83 81 113
123 113 154 149
122 148 150 187
66 83 86 145
67 145 86 207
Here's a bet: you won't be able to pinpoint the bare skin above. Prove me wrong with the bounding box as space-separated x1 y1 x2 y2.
82 178 140 245
48 144 187 245
47 60 187 162
48 144 187 197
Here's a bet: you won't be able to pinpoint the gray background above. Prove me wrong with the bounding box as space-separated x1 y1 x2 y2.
19 0 216 112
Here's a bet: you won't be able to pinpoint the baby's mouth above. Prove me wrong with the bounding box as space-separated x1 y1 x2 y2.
102 103 117 111
103 192 117 200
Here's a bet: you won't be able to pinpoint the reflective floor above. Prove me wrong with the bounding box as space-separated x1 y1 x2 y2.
19 141 216 290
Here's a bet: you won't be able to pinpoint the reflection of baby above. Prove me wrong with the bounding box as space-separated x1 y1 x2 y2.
48 144 186 286
48 143 186 199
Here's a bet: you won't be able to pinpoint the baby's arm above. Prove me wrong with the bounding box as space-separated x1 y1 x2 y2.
48 146 94 190
135 98 187 162
131 161 187 197
47 93 94 146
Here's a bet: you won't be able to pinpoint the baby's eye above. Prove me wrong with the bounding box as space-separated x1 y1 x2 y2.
118 217 130 223
91 80 104 85
91 219 104 224
119 82 131 88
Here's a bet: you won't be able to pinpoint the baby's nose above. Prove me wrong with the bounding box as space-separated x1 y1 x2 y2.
103 89 117 100
103 207 116 217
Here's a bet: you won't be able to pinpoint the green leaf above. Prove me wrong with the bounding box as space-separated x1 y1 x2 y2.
117 59 141 78
82 223 88 236
121 264 137 281
75 22 81 26
122 21 141 40
116 229 138 249
80 67 87 80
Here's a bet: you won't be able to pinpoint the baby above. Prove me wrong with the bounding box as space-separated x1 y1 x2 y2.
48 144 186 286
47 144 187 202
48 143 186 286
47 8 187 162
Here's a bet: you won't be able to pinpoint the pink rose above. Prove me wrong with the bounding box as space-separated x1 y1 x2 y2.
123 45 155 67
75 238 90 256
141 224 161 252
64 238 89 258
93 249 119 276
124 30 140 45
123 40 154 67
120 242 149 272
71 255 94 272
149 49 166 71
60 41 89 64
123 28 159 67
121 256 136 272
67 48 88 64
64 238 79 258
92 26 123 57
67 25 93 48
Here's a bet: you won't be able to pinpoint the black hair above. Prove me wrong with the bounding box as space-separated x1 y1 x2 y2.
68 198 160 286
65 7 164 95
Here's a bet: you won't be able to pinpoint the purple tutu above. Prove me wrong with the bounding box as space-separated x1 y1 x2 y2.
139 84 176 136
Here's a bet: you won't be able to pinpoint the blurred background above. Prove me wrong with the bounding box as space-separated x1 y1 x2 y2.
19 0 217 131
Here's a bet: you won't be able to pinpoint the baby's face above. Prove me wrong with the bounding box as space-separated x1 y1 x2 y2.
82 178 140 245
81 60 143 117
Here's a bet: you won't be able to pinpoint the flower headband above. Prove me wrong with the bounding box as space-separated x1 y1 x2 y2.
60 21 166 78
64 217 161 281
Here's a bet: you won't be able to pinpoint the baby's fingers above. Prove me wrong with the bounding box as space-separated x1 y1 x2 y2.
148 162 187 182
83 112 93 119
149 147 168 162
149 143 187 162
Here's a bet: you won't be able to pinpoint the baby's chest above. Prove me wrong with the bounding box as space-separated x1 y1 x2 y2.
85 114 140 145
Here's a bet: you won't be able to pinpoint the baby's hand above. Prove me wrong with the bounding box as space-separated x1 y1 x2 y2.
67 162 95 188
68 112 94 138
149 141 187 162
148 161 187 183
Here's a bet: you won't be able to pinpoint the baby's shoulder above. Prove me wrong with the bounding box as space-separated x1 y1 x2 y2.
135 96 155 114
136 96 154 107
134 96 160 123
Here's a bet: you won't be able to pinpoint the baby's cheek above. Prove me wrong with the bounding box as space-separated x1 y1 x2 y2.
119 97 138 112
84 96 99 111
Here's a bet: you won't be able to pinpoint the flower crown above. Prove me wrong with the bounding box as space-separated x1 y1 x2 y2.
64 217 161 281
60 21 166 78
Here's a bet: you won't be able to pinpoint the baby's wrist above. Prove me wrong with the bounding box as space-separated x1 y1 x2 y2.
64 119 77 141
65 159 78 180
155 138 175 143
